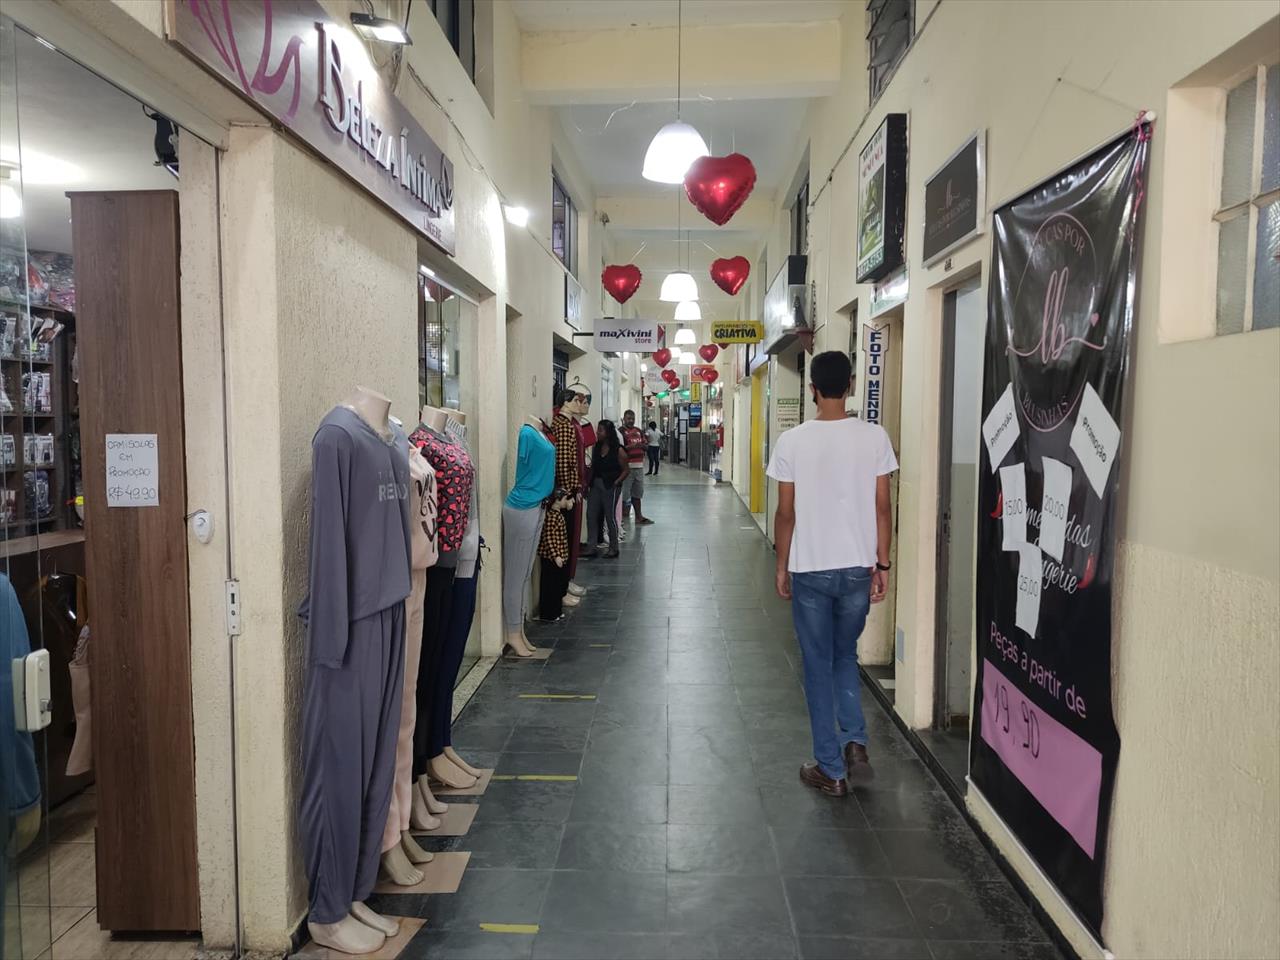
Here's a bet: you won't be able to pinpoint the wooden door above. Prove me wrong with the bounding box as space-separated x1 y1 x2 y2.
69 190 199 932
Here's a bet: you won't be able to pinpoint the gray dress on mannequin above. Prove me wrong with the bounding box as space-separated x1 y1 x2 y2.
299 406 413 925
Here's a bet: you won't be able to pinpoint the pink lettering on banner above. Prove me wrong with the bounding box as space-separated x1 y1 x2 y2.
981 658 1101 858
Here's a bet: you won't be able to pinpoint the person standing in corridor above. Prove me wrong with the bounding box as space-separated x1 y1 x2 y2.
645 421 662 475
620 410 654 525
768 351 897 797
586 419 627 558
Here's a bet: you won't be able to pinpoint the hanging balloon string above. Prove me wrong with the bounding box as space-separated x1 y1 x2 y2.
628 241 648 263
676 0 682 120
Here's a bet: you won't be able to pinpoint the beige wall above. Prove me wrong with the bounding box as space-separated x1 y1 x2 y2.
754 1 1280 958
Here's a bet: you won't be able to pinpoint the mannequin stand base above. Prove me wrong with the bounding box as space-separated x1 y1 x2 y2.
296 918 425 959
503 646 552 661
372 851 471 895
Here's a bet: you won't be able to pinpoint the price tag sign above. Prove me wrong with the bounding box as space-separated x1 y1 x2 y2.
106 434 159 507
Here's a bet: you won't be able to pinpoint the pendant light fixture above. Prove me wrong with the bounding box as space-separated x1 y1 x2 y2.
673 315 700 335
642 0 708 184
661 167 700 303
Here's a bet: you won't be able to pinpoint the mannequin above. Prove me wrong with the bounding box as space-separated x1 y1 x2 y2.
410 406 476 793
429 410 487 781
380 440 439 886
503 416 556 654
2 572 41 949
557 385 592 597
300 387 411 954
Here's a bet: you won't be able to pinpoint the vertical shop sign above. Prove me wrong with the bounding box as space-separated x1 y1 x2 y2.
856 114 908 283
565 273 584 331
860 324 888 426
774 397 801 434
971 121 1151 936
171 0 456 254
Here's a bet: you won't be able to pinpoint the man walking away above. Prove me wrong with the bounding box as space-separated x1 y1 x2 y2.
620 410 653 524
767 351 897 797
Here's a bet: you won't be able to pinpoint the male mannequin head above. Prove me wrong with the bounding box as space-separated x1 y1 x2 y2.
561 385 592 419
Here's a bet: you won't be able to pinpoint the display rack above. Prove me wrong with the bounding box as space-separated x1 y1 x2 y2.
1 298 75 541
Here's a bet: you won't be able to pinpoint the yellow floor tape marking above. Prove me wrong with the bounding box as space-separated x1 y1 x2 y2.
516 693 597 700
479 923 540 935
489 774 578 782
589 643 612 648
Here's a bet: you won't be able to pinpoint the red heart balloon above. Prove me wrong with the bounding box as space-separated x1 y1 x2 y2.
653 347 672 369
698 344 719 363
663 369 679 386
701 368 720 384
709 256 750 296
684 154 757 226
601 264 642 304
717 342 730 350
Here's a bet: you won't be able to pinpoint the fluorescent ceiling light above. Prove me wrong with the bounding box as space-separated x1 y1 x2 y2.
660 271 698 303
350 13 412 45
642 121 709 184
419 264 436 277
673 303 701 324
641 362 648 372
504 204 529 227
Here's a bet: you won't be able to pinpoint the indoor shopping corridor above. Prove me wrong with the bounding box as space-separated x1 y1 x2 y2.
364 467 1060 960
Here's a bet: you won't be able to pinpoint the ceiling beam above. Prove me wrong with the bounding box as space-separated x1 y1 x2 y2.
522 21 842 105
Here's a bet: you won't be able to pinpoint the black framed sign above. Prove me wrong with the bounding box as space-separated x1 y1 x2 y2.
923 131 985 266
856 113 908 284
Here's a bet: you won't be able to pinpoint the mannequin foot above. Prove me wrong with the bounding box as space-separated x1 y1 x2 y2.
402 830 434 864
351 901 399 937
563 592 582 607
429 753 477 789
444 746 483 778
416 777 449 816
505 630 535 658
307 917 385 955
409 787 441 831
567 582 587 597
380 844 423 887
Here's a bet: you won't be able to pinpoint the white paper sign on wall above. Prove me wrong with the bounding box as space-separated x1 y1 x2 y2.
999 462 1027 550
1069 383 1120 498
1039 457 1072 562
1015 543 1043 638
105 434 159 508
981 383 1020 471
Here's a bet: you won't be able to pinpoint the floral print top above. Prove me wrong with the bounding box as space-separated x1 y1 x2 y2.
409 425 473 567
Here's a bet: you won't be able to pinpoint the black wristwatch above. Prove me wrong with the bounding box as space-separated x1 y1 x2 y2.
876 562 892 572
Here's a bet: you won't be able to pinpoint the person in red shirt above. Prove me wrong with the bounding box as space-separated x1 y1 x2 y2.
620 410 653 525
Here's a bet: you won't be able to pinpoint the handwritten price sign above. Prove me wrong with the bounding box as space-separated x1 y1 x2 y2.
106 434 159 508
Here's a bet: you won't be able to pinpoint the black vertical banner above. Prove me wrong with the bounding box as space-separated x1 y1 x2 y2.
971 122 1151 935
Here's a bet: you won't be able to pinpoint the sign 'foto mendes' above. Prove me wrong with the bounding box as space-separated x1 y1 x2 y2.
709 321 763 344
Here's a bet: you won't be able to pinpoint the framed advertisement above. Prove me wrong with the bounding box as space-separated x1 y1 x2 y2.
923 131 986 266
856 113 908 284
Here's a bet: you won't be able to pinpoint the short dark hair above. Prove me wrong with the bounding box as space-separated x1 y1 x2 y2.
810 351 853 399
648 421 656 429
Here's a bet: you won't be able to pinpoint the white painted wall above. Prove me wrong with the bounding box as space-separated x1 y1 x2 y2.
746 2 1280 958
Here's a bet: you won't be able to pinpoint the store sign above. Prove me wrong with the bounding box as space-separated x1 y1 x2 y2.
860 323 888 426
690 382 702 402
972 122 1151 936
923 131 985 266
172 0 456 254
565 273 584 331
688 403 703 427
856 114 908 284
710 321 764 344
762 255 809 352
593 317 657 352
105 434 159 507
869 266 909 318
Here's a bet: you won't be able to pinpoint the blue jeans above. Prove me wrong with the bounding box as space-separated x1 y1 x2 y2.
791 567 873 780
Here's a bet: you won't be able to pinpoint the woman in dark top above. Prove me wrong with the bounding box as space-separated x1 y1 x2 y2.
586 419 628 558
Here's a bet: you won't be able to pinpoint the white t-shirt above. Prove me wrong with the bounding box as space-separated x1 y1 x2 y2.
646 428 661 446
766 416 898 573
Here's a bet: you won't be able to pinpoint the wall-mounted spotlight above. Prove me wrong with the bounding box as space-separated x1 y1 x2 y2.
350 12 412 45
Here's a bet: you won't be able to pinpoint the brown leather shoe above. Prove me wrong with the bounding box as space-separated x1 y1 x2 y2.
799 762 848 797
844 742 875 785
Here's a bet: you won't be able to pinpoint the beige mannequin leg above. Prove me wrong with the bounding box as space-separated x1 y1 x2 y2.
350 902 399 937
416 776 449 816
444 746 482 777
401 830 434 864
307 918 384 955
379 844 424 887
429 753 477 788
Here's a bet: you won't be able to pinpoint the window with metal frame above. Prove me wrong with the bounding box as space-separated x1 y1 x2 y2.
429 0 476 82
866 0 914 103
552 173 577 275
1214 61 1280 335
791 178 810 256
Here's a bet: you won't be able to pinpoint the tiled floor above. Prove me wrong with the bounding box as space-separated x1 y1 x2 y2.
366 465 1061 960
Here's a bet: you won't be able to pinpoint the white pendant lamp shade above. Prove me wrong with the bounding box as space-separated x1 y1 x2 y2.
673 302 701 323
642 121 710 184
660 271 699 303
678 352 696 364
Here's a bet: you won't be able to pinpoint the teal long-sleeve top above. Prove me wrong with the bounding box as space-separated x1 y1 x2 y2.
505 424 555 509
